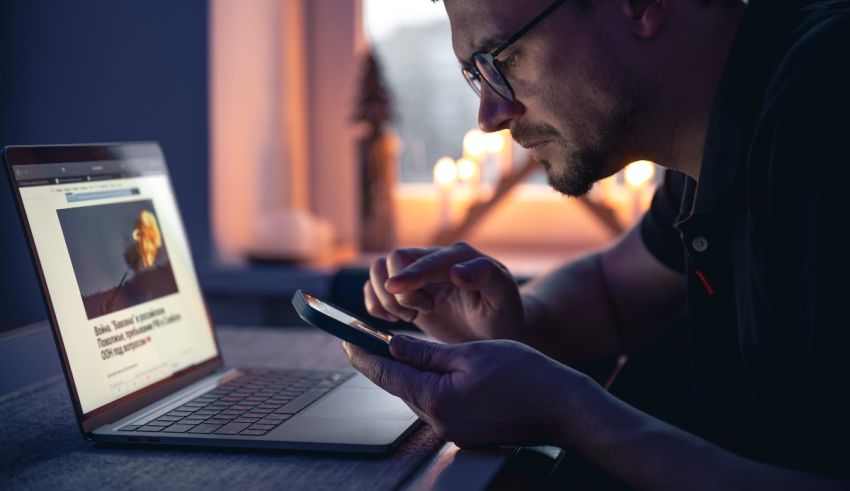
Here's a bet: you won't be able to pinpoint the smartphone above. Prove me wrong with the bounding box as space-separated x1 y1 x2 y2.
292 290 393 358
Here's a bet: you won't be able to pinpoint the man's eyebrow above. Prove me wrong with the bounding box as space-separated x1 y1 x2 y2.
458 35 505 64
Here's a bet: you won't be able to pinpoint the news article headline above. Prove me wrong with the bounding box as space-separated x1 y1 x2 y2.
93 307 182 360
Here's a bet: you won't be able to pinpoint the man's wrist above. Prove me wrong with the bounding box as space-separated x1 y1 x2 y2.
550 368 611 450
550 371 731 489
518 292 547 340
551 370 657 461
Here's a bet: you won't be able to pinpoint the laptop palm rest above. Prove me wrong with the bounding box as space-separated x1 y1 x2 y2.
273 374 418 446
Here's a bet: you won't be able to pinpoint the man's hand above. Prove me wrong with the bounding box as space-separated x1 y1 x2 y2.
343 334 593 448
363 242 524 343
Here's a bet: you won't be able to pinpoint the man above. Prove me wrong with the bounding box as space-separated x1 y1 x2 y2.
344 0 850 487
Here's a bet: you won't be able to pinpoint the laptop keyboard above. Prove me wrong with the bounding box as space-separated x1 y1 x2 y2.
118 369 352 437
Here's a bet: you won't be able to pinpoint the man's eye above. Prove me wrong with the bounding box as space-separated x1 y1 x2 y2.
495 52 520 73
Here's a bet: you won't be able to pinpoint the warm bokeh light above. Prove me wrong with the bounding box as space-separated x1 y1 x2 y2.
433 156 457 186
463 129 488 158
483 130 507 154
456 158 479 182
624 160 656 188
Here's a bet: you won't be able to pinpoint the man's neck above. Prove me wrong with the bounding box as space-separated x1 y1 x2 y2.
659 5 745 182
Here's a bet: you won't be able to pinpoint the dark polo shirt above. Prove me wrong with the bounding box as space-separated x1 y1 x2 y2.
640 0 850 479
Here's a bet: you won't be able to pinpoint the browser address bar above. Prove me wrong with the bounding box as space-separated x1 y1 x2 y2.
66 188 140 203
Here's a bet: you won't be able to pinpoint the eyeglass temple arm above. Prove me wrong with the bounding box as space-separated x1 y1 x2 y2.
491 0 569 57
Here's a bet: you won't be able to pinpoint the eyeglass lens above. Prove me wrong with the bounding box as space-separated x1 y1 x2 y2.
473 53 513 100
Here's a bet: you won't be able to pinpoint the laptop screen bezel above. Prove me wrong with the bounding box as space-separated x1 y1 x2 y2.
3 142 225 435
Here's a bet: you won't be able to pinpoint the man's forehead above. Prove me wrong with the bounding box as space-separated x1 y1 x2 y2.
445 0 550 61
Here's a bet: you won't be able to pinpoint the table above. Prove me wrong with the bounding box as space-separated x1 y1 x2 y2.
0 325 548 490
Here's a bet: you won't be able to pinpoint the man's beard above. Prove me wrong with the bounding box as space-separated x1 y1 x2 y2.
540 149 598 197
514 72 646 198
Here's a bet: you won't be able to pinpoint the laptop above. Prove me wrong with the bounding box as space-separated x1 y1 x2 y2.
3 142 419 453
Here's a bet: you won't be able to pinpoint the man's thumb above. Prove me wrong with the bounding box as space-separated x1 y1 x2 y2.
389 335 458 372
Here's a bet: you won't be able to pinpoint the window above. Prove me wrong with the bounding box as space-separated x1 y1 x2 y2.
364 0 481 183
363 0 658 251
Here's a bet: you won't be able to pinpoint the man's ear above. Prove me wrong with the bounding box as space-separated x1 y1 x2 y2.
623 0 666 39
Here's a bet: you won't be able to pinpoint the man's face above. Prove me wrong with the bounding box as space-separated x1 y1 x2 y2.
446 0 651 197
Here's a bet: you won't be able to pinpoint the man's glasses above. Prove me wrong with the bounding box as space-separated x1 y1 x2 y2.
461 0 568 102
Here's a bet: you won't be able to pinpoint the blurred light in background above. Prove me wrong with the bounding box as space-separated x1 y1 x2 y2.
484 131 507 154
433 157 457 187
456 158 479 182
624 160 656 188
462 129 488 159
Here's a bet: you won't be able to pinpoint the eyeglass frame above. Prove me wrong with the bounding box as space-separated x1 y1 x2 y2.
461 0 569 102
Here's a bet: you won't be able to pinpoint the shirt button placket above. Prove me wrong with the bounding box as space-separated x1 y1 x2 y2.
692 236 709 252
688 234 714 296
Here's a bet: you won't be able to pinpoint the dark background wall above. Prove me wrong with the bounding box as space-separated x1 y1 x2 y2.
0 0 210 331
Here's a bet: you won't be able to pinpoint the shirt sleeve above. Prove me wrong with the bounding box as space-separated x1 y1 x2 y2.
639 169 688 275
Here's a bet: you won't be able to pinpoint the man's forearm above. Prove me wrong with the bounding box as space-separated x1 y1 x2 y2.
516 225 686 364
518 253 626 363
561 379 845 490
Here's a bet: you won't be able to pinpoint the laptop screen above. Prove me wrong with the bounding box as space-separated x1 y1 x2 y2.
8 143 219 415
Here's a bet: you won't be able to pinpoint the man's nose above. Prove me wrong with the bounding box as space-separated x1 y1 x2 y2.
477 84 525 133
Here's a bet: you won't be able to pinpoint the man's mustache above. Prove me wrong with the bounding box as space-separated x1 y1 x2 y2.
510 123 562 147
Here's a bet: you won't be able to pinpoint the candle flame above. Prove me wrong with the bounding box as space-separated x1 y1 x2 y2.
456 158 478 182
463 129 488 158
434 157 457 186
624 160 656 188
483 131 507 154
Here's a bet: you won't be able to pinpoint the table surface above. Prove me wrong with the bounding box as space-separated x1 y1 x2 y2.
0 325 528 491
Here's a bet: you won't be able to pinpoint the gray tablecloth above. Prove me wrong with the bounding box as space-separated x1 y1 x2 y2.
0 326 441 490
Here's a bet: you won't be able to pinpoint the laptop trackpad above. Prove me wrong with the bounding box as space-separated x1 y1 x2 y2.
300 386 414 421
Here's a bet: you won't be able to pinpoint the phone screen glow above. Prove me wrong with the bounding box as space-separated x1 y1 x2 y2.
304 293 393 343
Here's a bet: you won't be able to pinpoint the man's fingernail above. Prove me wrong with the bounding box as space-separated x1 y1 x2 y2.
453 265 471 282
386 273 410 287
342 341 352 356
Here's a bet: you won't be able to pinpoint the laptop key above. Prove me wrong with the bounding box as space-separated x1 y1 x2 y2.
118 425 140 431
138 425 165 432
156 415 183 422
258 418 283 426
188 423 222 434
162 424 196 433
206 418 233 425
145 421 171 427
213 422 252 435
249 423 276 431
277 389 327 414
239 429 268 436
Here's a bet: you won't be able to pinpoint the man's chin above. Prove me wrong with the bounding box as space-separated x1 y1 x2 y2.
544 161 596 197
